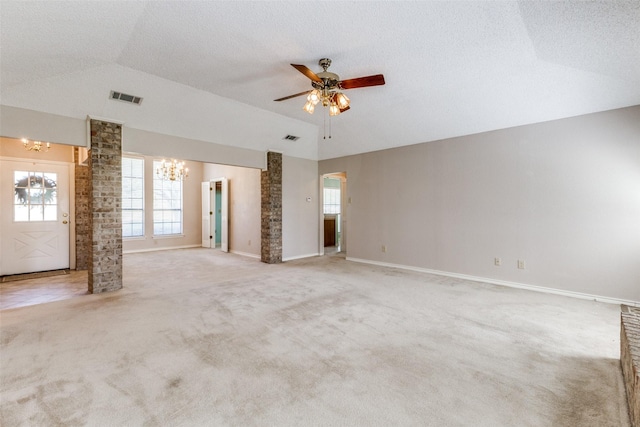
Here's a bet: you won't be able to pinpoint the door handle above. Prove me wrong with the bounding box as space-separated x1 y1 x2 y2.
62 220 68 224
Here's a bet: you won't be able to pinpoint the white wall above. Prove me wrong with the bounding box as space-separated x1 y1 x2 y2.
203 163 261 258
320 106 640 303
283 155 320 260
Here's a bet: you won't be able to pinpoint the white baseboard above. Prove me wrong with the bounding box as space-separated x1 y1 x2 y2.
346 257 639 307
124 245 201 254
283 253 321 262
230 250 260 259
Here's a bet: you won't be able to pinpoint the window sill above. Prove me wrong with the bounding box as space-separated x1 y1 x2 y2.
152 234 185 240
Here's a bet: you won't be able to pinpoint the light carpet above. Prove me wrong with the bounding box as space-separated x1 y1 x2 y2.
0 248 630 426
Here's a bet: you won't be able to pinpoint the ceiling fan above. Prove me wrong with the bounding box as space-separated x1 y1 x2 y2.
274 58 385 116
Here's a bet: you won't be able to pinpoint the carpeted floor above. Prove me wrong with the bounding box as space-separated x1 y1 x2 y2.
0 248 630 426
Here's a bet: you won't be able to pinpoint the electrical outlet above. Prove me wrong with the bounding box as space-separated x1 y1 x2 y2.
382 245 387 253
518 260 525 269
494 257 501 266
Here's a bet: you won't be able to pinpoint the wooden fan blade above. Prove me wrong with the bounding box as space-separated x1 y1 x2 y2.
274 90 312 102
291 64 322 83
339 105 351 113
340 74 385 89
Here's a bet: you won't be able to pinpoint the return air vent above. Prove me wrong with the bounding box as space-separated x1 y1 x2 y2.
109 90 143 105
283 135 300 141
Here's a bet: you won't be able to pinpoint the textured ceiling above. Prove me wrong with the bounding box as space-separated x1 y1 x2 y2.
1 1 639 161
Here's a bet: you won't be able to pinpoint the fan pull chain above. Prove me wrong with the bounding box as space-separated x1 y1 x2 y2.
322 109 333 139
322 109 332 139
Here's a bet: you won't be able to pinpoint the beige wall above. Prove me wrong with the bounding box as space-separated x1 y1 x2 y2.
123 155 203 253
283 155 320 260
320 106 640 303
0 137 74 163
203 156 321 261
124 128 265 169
0 106 87 147
1 107 322 262
203 163 261 257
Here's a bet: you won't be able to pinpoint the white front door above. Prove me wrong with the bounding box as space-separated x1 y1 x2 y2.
0 160 71 275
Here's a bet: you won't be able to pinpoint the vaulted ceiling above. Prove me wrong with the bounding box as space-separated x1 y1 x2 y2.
1 1 639 160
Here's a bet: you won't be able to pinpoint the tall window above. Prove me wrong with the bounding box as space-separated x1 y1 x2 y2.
153 160 183 235
323 177 341 214
122 157 144 237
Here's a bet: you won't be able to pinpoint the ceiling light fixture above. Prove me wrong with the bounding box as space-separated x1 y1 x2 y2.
275 58 384 139
156 159 189 181
305 91 350 118
22 138 50 152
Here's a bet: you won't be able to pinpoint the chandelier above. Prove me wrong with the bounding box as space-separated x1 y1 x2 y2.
22 138 50 152
156 159 189 181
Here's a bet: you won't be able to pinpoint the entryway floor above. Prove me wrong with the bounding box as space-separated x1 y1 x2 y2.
324 245 341 255
0 270 88 310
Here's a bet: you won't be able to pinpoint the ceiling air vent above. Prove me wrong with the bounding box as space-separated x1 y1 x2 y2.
283 135 300 141
109 90 143 105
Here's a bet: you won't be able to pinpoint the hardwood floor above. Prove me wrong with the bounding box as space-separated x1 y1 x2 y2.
0 270 88 310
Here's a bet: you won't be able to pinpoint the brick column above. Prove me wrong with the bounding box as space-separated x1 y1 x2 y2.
88 119 123 293
621 306 640 427
261 151 282 264
74 148 90 270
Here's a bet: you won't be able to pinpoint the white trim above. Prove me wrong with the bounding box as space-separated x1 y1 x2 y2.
122 152 145 160
152 234 185 239
68 162 76 270
230 250 260 259
283 253 321 262
123 244 200 254
346 257 640 307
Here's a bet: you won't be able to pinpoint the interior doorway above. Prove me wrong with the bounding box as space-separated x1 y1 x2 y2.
201 178 229 252
321 172 347 254
0 159 72 275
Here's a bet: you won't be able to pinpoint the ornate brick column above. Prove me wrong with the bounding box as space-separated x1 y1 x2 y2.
88 119 123 293
261 151 282 264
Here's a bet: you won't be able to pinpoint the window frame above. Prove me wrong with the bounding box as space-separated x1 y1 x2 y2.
121 155 145 239
152 159 184 237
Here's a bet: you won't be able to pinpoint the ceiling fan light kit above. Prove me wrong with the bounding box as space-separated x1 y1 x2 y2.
303 89 350 117
276 58 385 119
